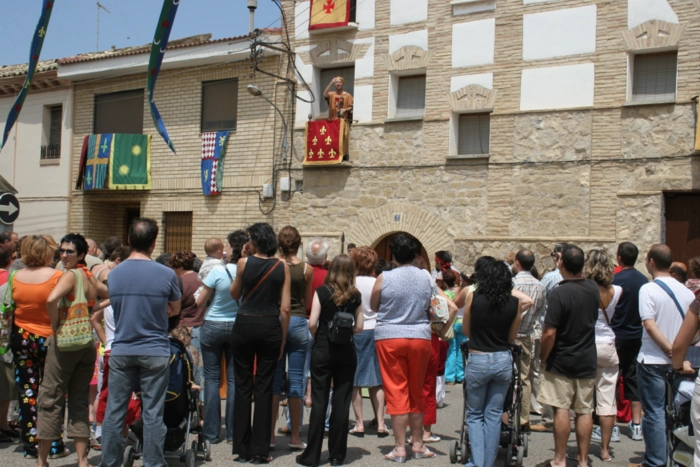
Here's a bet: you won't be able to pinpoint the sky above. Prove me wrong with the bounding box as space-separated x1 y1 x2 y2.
0 0 282 66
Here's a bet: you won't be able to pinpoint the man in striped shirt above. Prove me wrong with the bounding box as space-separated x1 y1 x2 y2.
512 249 546 432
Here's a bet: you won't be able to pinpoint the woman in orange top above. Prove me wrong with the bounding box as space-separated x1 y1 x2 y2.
9 235 68 460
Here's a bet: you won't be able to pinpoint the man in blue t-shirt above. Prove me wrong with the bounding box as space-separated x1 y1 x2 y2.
100 218 181 467
611 242 648 441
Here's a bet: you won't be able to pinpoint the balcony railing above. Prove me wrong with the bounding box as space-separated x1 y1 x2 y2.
40 144 61 160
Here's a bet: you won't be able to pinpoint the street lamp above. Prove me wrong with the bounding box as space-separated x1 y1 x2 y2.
247 84 288 161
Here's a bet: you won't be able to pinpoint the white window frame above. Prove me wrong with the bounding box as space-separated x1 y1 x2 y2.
388 70 427 121
449 110 491 157
627 48 678 104
313 65 356 119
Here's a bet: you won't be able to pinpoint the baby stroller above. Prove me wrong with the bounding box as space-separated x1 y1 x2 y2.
122 338 211 467
665 365 699 466
450 342 528 466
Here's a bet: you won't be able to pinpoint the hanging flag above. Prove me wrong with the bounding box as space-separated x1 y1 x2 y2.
303 120 345 166
75 135 90 189
86 134 112 189
1 0 54 150
200 131 230 196
309 0 350 30
109 134 152 190
146 0 180 154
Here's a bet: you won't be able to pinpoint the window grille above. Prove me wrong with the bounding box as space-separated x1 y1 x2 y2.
396 75 426 119
632 52 677 103
163 212 193 253
458 113 490 155
201 79 238 132
94 89 144 134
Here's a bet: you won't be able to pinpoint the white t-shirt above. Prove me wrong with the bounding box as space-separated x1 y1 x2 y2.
638 276 696 365
104 305 115 352
595 285 622 344
355 275 377 331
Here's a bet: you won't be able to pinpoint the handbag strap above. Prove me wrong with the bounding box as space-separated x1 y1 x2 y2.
243 259 281 301
3 271 16 308
653 279 686 320
599 299 610 325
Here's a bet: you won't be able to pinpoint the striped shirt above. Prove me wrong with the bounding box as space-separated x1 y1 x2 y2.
513 271 546 338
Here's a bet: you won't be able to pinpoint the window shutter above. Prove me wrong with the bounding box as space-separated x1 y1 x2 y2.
49 106 62 146
94 89 144 134
632 52 677 103
164 212 193 253
320 67 355 114
201 79 238 132
458 114 490 155
396 75 426 119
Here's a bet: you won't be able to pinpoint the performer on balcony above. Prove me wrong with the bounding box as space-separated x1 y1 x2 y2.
324 77 353 160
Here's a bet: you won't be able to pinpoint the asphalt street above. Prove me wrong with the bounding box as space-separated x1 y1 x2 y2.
1 384 648 467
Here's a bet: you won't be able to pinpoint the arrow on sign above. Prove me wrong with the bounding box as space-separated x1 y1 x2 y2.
0 203 18 216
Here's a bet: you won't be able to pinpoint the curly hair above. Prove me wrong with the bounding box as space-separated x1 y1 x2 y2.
21 235 58 267
350 246 377 276
324 254 360 306
227 230 248 264
584 249 614 287
689 256 700 280
476 259 512 309
278 225 302 257
247 223 277 257
389 235 417 264
473 255 496 284
168 250 196 271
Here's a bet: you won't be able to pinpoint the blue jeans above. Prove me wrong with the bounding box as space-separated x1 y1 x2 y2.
638 362 669 467
99 355 169 467
273 316 310 398
200 320 236 442
465 351 513 467
445 320 466 383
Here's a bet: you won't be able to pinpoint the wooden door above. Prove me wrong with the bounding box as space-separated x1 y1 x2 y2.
665 193 700 265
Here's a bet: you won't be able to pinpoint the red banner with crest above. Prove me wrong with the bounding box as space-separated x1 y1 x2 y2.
303 120 346 166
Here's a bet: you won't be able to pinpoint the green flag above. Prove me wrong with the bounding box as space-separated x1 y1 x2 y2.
109 134 151 189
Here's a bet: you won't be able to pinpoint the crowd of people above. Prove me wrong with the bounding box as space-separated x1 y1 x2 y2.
1 221 700 467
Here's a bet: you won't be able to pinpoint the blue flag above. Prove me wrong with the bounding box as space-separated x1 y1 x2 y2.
201 131 230 196
1 1 54 150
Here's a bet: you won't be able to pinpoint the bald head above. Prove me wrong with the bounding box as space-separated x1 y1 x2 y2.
645 244 673 274
204 238 224 259
515 249 535 272
86 238 98 256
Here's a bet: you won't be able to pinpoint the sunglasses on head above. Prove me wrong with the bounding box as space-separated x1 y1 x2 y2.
58 248 76 255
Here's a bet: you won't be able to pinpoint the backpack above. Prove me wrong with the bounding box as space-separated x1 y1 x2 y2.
327 295 354 345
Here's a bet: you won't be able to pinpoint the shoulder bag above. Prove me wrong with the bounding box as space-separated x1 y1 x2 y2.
56 269 94 351
327 290 355 345
0 272 16 355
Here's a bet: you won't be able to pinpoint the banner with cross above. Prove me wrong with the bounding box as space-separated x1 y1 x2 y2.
308 0 351 30
304 119 346 166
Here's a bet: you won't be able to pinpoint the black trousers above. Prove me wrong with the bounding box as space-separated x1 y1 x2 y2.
230 314 282 461
298 339 357 466
616 337 642 402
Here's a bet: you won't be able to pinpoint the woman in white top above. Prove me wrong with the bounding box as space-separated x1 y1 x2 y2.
348 247 389 437
584 249 622 463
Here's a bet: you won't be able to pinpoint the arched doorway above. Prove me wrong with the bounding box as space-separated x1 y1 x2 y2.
374 232 431 270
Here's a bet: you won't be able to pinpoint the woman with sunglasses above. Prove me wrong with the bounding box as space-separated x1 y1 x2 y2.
9 235 70 460
230 223 291 464
36 234 98 467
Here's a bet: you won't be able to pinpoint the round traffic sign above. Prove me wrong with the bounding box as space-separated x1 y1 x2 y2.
0 193 20 225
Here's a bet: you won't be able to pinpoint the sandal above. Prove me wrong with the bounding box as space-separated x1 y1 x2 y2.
423 435 441 443
600 455 613 463
412 447 437 459
49 448 71 459
377 429 390 438
349 428 365 437
384 450 406 463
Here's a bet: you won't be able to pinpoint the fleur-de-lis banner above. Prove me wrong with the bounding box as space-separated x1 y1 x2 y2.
147 0 180 154
1 0 54 150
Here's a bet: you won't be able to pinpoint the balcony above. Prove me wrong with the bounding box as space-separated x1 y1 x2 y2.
40 144 61 161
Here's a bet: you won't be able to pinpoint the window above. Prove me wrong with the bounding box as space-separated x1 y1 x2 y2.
631 51 677 103
94 89 144 134
41 105 62 160
320 66 355 114
395 75 426 119
201 79 238 132
457 113 490 155
163 211 193 253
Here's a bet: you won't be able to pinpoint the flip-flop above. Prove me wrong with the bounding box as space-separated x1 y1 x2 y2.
412 447 437 459
601 455 613 463
377 429 390 438
384 451 406 463
349 428 365 437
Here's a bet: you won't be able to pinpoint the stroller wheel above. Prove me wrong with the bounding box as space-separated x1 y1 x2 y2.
449 440 458 464
204 439 211 461
522 434 528 457
516 446 525 467
504 442 514 467
461 439 469 465
185 447 195 467
123 445 135 467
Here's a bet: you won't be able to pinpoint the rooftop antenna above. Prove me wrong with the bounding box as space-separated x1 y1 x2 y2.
96 2 111 52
